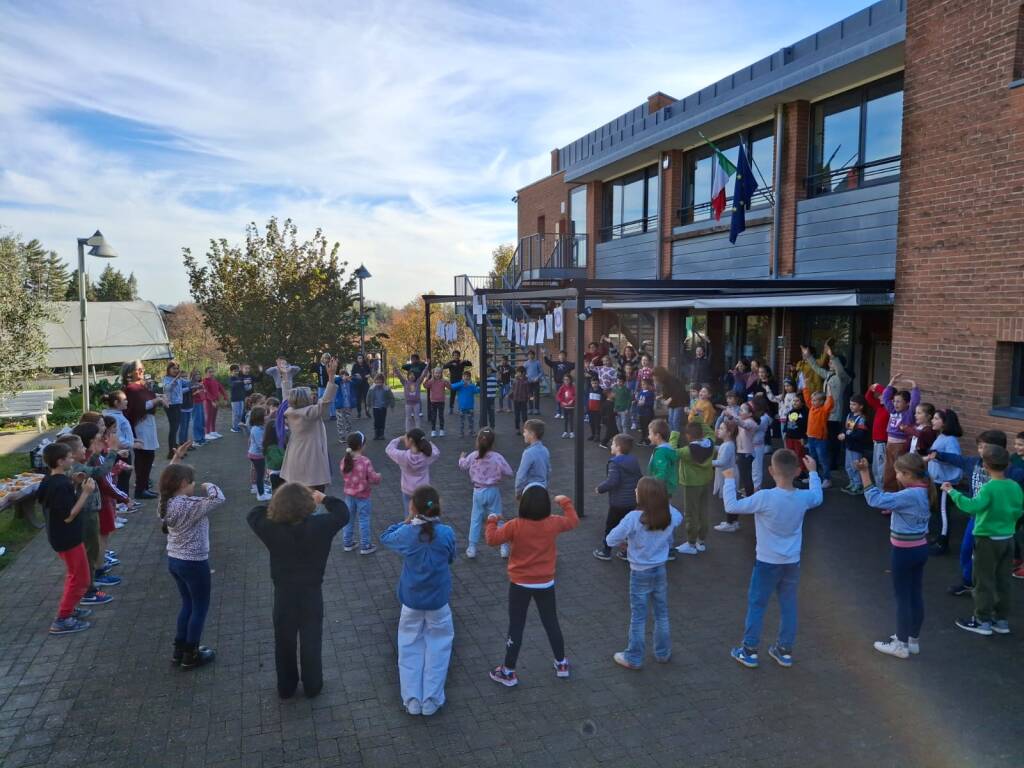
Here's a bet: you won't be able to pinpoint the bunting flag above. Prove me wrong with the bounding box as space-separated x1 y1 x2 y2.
536 319 546 344
545 313 554 337
553 306 563 334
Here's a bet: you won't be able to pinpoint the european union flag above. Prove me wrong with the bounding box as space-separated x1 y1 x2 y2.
729 144 759 244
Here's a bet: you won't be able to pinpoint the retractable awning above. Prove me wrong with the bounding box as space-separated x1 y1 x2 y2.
601 291 894 310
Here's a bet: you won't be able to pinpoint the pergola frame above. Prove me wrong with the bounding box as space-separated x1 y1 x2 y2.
426 276 894 516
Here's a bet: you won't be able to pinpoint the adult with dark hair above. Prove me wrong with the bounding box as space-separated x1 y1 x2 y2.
248 483 349 699
280 359 338 493
350 354 373 418
652 366 687 435
750 365 780 437
121 360 164 500
683 345 711 390
312 352 336 421
444 351 472 415
804 341 851 467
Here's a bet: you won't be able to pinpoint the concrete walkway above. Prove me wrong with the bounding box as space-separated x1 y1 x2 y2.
0 406 1019 767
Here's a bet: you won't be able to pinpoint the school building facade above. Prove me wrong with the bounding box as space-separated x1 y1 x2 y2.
501 0 1024 440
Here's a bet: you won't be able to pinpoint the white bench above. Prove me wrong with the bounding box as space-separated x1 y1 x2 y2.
0 389 55 432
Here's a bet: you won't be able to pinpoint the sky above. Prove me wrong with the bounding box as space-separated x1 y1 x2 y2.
0 0 870 309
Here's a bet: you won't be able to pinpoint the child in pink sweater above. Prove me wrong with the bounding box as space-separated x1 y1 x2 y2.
341 431 381 554
386 428 440 512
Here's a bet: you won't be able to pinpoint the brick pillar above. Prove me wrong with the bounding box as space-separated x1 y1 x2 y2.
660 150 684 278
659 310 682 372
776 100 810 276
550 148 560 174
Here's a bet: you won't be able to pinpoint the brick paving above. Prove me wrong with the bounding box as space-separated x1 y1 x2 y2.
0 404 1020 768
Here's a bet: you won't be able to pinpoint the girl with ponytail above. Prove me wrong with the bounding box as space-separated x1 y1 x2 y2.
457 428 513 559
380 485 456 717
159 442 225 670
340 431 382 554
386 428 440 512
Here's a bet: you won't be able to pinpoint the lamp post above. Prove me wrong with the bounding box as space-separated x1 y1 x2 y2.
76 230 117 412
354 264 371 356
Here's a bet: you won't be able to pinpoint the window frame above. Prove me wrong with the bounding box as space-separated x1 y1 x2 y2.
1012 343 1024 408
600 165 660 241
808 73 904 197
679 121 774 226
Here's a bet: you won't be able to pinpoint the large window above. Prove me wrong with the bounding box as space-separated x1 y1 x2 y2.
606 311 656 360
601 165 659 241
682 122 774 224
810 75 903 196
568 185 588 268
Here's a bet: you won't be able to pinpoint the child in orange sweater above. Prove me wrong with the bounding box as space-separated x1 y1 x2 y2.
803 387 834 489
484 486 579 687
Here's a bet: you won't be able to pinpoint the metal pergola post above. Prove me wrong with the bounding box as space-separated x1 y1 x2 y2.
574 284 586 517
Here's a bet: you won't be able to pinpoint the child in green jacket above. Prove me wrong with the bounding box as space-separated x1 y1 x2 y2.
671 421 714 555
943 445 1024 636
647 418 678 495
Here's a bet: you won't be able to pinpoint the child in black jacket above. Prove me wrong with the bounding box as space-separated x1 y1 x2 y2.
248 483 349 699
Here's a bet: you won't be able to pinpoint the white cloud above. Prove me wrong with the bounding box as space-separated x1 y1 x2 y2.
0 0 868 307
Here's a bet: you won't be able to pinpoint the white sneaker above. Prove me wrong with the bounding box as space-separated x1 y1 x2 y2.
465 546 477 559
250 484 257 494
561 432 568 439
675 542 699 555
114 519 126 529
420 699 439 716
714 521 740 533
873 637 909 659
900 635 920 655
210 432 222 439
343 543 357 552
256 492 272 501
568 433 574 438
554 413 562 419
821 480 832 489
500 543 510 558
695 540 707 552
405 698 422 716
439 430 446 437
431 430 437 437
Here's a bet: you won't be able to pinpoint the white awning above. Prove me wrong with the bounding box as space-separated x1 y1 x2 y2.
43 301 173 368
601 292 893 310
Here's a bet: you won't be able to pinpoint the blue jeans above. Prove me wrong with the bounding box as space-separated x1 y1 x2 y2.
231 401 244 430
318 386 336 419
892 544 928 641
667 406 683 434
343 496 372 550
844 448 864 490
192 403 206 443
960 517 975 587
168 557 211 646
807 437 830 482
743 560 800 651
178 409 193 445
625 564 670 666
469 487 502 547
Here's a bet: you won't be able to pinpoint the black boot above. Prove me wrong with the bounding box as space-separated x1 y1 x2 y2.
171 640 186 665
180 644 216 669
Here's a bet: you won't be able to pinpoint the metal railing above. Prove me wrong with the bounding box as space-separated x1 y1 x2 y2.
516 233 588 277
598 215 659 242
805 154 901 197
678 189 773 225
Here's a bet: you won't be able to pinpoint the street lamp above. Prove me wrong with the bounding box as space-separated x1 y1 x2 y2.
76 230 117 412
354 264 371 356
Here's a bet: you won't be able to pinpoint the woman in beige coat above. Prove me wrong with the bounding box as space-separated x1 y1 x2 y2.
280 358 338 491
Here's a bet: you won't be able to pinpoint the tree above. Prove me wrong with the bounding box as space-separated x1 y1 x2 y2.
0 232 55 398
94 264 139 301
162 302 226 372
21 239 68 301
182 217 361 366
64 269 97 302
490 243 515 281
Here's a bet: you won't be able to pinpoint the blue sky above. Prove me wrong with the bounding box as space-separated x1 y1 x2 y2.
0 0 870 308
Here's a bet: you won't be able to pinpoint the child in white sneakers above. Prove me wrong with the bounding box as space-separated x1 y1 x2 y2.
341 431 382 554
457 428 513 559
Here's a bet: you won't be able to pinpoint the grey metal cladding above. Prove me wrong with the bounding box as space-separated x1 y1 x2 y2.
672 225 771 279
595 231 659 280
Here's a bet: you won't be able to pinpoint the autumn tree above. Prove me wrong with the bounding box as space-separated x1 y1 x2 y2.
490 243 515 282
381 295 478 374
163 302 226 372
0 231 55 397
182 217 361 367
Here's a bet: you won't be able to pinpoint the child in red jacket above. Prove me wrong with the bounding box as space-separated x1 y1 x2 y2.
865 384 890 487
556 375 576 439
485 487 578 687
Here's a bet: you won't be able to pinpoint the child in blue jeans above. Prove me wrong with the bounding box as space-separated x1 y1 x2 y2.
605 477 683 669
457 428 513 559
341 431 382 554
450 371 480 438
724 450 822 669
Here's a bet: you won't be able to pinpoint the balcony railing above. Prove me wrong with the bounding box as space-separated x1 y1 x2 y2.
517 233 587 275
805 154 901 197
598 215 659 243
677 189 773 225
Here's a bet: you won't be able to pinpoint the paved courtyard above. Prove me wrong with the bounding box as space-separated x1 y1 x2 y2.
0 405 1020 768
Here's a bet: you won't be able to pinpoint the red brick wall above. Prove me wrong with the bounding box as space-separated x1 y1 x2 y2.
517 172 568 240
776 101 810 276
661 150 684 278
895 0 1024 440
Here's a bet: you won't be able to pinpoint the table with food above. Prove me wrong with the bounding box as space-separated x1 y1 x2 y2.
0 472 46 525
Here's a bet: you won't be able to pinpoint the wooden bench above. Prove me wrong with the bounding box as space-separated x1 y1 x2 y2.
0 389 55 432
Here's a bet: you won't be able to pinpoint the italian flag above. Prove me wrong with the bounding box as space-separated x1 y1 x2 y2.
709 143 736 221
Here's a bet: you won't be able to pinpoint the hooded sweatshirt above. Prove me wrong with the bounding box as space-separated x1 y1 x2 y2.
385 437 440 496
596 453 643 508
670 434 714 487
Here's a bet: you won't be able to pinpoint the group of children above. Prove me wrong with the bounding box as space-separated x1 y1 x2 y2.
37 348 1024 717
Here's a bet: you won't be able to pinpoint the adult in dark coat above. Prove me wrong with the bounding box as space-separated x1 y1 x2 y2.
350 355 372 418
683 346 712 389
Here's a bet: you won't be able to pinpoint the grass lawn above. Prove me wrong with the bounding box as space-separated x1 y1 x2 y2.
0 452 39 571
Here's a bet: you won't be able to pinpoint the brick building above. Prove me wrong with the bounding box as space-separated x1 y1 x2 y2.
456 0 1024 440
